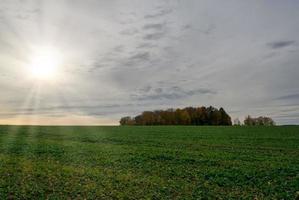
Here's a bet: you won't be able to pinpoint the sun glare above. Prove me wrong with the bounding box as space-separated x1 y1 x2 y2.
28 47 62 80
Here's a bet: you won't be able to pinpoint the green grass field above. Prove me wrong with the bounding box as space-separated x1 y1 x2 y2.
0 126 298 199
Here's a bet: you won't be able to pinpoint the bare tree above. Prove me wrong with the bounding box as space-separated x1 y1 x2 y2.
234 118 241 126
244 115 275 126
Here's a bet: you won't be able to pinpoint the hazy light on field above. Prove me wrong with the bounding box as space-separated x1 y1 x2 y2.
0 115 117 126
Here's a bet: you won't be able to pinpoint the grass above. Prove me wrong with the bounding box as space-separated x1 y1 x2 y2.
0 125 298 199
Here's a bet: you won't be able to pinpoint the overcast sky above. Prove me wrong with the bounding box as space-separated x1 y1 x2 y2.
0 0 299 125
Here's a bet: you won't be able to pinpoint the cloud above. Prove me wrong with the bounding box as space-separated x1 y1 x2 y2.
120 28 139 35
113 45 125 53
143 32 166 40
143 23 166 31
142 10 169 41
120 52 152 68
144 8 172 19
137 43 157 49
0 103 141 118
139 85 152 93
129 52 151 61
132 86 216 101
181 24 192 31
277 93 299 100
267 40 296 49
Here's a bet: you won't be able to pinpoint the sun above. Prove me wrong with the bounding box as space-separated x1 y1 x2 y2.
28 46 62 80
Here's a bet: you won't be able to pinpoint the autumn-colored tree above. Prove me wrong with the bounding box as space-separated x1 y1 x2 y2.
120 106 232 126
174 109 191 125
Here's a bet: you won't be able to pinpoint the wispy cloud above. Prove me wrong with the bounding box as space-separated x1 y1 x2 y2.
144 8 172 19
143 32 166 40
120 28 139 35
137 43 157 49
267 40 296 49
277 93 299 100
143 23 166 31
132 86 216 101
129 52 151 61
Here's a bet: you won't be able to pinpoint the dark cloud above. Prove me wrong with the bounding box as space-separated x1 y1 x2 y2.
106 51 156 70
143 32 166 40
267 40 296 49
189 24 215 35
143 23 166 31
202 24 215 35
113 45 125 53
181 24 192 31
144 8 172 19
120 28 139 35
139 85 152 93
137 43 157 49
132 86 216 101
142 17 168 41
273 113 299 119
277 93 299 100
155 88 163 93
129 52 151 62
87 45 127 72
262 52 278 60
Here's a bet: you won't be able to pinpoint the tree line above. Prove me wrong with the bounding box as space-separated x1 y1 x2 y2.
120 106 232 126
243 115 275 126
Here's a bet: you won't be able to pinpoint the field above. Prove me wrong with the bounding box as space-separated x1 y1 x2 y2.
0 126 298 199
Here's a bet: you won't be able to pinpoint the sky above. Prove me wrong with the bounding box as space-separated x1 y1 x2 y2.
0 0 299 125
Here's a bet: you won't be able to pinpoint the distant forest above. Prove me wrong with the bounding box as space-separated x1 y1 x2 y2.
120 106 232 126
